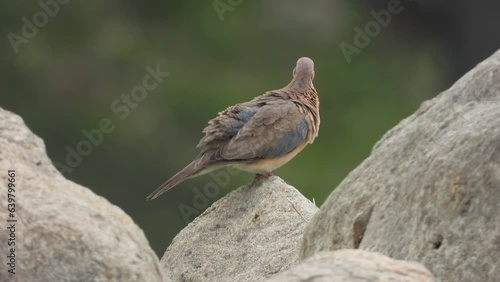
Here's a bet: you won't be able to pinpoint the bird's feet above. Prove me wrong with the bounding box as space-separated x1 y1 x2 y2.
255 171 274 180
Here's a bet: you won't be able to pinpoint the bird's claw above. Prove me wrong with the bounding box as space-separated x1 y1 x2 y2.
255 171 274 180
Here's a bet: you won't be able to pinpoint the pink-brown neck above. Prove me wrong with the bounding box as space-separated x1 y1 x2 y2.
287 57 318 108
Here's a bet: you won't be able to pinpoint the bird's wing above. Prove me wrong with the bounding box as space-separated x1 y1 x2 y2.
212 100 309 161
197 104 259 152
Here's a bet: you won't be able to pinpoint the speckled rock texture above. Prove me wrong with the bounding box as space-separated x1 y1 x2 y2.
300 49 500 281
160 176 318 282
267 250 434 282
0 107 168 282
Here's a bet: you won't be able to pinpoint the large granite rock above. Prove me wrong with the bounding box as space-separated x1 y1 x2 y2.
0 107 167 282
267 250 434 282
160 176 318 281
300 50 500 281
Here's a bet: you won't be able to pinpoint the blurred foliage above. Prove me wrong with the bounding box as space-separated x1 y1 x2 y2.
3 0 483 256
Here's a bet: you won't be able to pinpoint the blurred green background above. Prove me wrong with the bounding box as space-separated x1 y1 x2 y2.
1 1 499 256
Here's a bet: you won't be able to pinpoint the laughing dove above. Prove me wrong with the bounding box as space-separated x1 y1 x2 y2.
147 57 320 200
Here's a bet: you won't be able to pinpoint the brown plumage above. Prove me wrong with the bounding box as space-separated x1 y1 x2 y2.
147 57 320 200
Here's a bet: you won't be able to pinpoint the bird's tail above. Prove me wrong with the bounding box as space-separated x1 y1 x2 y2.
147 158 207 201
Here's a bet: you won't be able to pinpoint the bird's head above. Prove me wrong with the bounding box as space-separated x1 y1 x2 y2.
292 57 315 81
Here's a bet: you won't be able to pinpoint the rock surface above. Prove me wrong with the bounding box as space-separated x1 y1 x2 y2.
300 50 500 281
0 107 167 282
160 176 318 281
267 250 434 282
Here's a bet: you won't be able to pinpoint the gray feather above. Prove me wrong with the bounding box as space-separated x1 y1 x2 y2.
262 118 308 158
227 106 258 136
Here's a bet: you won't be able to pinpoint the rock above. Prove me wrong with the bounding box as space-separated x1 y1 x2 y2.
300 49 500 282
160 176 318 281
267 249 434 282
0 107 167 282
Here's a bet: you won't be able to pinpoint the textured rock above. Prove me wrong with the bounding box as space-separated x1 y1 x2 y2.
160 176 318 281
267 250 434 282
0 107 167 282
301 49 500 281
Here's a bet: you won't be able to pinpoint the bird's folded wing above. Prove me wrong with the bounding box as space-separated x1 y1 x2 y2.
197 104 259 152
213 101 309 161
